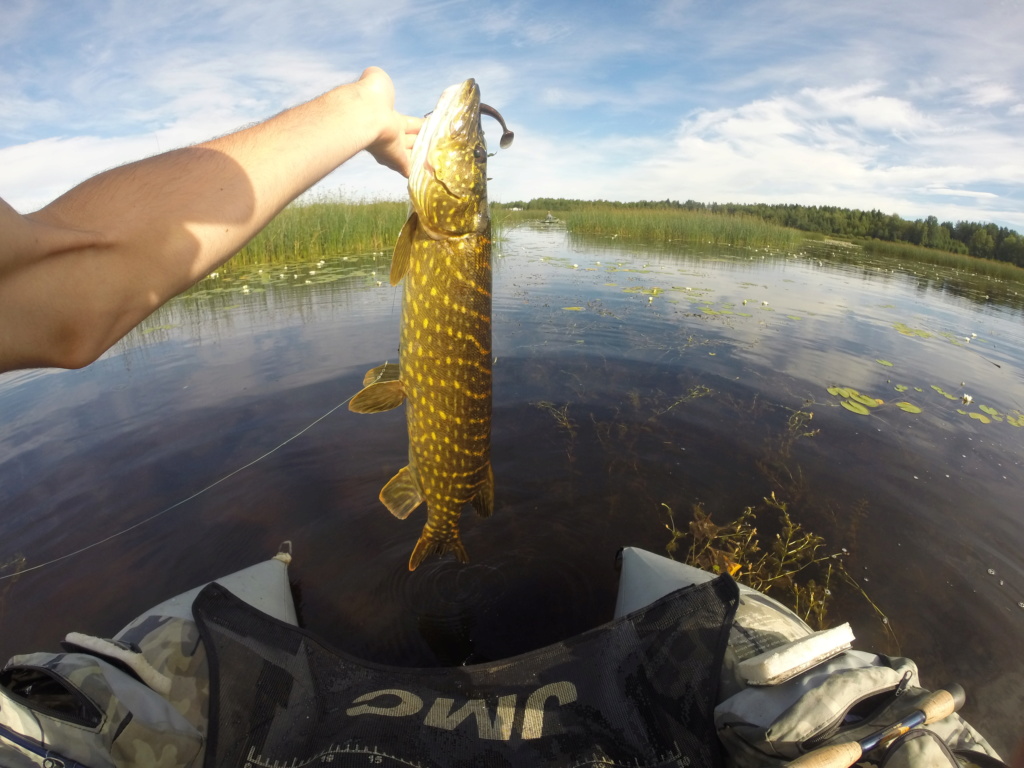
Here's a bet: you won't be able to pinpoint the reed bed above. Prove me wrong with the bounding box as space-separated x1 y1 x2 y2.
855 238 1024 283
563 207 806 250
233 199 409 267
227 198 520 273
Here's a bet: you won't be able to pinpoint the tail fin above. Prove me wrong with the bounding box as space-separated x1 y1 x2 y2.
408 535 470 571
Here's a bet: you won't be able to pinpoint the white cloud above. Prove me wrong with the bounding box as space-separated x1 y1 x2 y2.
0 135 161 213
481 78 1024 231
964 82 1016 107
799 83 930 135
924 187 999 200
4 0 1024 233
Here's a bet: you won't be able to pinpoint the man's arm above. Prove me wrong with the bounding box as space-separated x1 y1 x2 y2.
0 67 419 373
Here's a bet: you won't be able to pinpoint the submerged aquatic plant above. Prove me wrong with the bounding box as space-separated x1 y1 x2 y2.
664 496 891 636
664 496 836 628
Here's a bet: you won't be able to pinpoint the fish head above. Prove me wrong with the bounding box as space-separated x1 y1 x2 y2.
409 79 488 237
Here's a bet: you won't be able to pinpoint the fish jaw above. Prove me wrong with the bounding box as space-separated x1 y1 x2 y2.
408 79 488 239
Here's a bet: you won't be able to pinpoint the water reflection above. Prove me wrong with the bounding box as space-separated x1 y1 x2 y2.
1 225 1022 754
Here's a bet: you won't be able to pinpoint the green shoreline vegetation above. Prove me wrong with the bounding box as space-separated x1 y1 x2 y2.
233 197 409 268
499 197 1024 269
205 197 1024 292
561 207 806 250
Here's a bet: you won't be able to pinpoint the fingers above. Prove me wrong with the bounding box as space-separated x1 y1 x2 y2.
355 67 422 178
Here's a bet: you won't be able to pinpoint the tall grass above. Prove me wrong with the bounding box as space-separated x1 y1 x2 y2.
230 197 517 271
233 199 409 267
563 206 807 250
855 238 1024 283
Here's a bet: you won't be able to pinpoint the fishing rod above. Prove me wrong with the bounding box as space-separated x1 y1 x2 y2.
786 684 965 768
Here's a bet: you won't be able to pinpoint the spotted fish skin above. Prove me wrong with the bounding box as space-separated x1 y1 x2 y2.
350 79 495 571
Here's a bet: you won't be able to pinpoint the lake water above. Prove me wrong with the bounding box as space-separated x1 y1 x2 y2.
1 223 1022 754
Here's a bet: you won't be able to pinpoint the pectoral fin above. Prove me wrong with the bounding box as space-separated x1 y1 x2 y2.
348 380 405 413
362 362 401 387
390 212 417 286
471 462 494 518
380 465 424 520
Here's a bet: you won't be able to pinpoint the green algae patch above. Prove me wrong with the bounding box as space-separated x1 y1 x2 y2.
894 323 932 338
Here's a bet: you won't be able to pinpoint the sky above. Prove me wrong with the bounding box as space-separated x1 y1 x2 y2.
3 0 1024 231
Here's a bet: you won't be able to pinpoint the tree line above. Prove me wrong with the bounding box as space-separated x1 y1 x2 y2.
498 198 1024 267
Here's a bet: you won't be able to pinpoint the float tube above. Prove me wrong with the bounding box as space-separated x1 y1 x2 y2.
0 544 1006 767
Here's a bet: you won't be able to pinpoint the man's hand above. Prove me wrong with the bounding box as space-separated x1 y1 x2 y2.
358 67 422 178
0 66 421 373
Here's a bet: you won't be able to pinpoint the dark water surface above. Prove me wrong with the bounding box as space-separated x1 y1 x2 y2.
2 225 1022 753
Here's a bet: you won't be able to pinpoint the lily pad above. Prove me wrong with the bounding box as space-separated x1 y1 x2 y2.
980 405 999 416
876 359 894 367
562 307 584 311
896 402 922 413
894 384 909 392
841 400 871 415
826 386 843 396
969 412 991 424
850 393 882 408
930 385 958 401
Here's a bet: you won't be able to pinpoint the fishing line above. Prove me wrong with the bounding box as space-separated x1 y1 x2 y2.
1 392 357 581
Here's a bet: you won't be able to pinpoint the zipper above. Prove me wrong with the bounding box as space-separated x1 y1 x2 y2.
801 683 904 748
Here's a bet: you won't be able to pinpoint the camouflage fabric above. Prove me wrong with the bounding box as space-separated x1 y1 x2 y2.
0 650 202 767
114 614 210 735
715 652 1006 767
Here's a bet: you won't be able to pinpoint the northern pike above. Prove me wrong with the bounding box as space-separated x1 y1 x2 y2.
349 79 513 571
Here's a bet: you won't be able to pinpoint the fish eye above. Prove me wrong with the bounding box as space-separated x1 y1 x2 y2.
473 145 486 161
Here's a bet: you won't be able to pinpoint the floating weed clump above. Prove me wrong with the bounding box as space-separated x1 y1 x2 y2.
622 286 664 297
893 322 932 338
663 495 887 632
